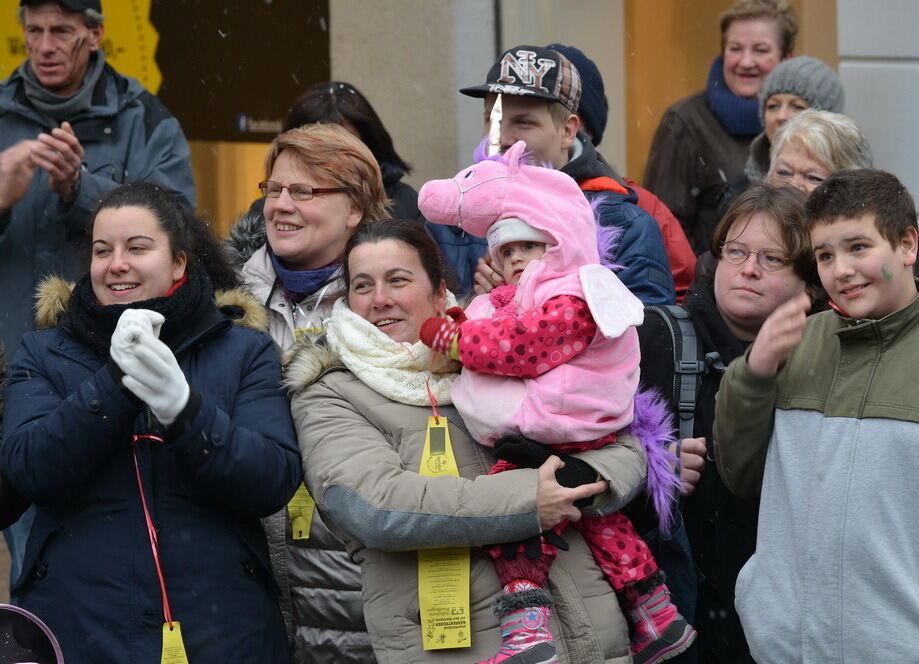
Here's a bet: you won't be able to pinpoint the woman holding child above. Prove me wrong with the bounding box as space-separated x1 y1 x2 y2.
287 218 650 664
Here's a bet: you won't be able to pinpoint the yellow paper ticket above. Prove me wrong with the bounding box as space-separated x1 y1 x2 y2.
161 622 189 664
417 416 471 649
288 483 315 540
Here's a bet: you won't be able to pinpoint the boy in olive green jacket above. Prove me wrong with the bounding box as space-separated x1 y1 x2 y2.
714 169 919 664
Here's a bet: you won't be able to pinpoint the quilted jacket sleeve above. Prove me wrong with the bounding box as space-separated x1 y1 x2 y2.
291 372 542 551
713 351 776 498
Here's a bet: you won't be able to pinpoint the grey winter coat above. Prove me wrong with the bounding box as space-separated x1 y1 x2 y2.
228 205 371 663
286 340 646 664
0 61 196 356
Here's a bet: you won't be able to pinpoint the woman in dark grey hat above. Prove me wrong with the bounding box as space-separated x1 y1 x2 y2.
748 56 844 182
720 56 844 210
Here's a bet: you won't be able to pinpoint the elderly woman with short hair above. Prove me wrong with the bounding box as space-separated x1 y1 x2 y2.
766 108 872 193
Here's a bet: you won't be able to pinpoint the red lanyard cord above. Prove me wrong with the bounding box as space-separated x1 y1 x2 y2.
399 342 442 423
424 379 441 424
131 434 176 629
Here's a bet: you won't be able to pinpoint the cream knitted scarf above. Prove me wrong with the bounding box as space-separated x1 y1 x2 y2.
324 297 459 406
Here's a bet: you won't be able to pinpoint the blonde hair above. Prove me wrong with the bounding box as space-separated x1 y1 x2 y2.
769 109 873 175
720 0 798 57
547 100 576 128
264 123 389 222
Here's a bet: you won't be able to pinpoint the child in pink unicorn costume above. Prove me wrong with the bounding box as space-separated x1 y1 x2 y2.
417 141 696 664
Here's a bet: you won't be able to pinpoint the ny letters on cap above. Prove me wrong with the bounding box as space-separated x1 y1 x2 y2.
460 44 582 113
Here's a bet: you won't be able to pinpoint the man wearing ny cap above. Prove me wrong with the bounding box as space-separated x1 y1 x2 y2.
0 0 195 583
462 44 675 306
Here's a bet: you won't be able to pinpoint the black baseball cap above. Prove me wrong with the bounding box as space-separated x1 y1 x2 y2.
460 44 582 113
20 0 102 12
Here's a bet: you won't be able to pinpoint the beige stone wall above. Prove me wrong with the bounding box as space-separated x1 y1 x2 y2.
191 0 841 233
328 0 629 184
499 0 627 173
329 0 495 190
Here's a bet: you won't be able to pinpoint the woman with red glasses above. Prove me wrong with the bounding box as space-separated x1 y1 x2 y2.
227 123 390 663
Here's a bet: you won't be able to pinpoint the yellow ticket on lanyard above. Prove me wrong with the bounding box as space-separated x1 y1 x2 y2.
161 622 189 664
417 416 471 650
288 483 315 540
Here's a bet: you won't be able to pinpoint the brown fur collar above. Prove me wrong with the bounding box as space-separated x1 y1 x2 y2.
282 334 342 395
34 276 270 333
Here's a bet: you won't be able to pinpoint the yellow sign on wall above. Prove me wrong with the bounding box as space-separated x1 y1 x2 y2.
0 0 161 93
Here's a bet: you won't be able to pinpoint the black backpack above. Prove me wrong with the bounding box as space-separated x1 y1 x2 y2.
639 306 724 643
643 305 724 446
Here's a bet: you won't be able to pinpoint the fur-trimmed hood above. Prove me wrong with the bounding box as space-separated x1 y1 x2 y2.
225 198 267 267
281 335 343 395
34 276 270 334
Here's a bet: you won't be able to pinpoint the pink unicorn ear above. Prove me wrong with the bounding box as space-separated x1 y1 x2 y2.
505 141 528 173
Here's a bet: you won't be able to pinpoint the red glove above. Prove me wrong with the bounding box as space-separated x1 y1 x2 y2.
445 306 467 323
420 316 462 357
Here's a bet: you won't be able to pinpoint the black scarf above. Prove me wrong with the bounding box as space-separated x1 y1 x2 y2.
63 266 214 357
683 275 749 365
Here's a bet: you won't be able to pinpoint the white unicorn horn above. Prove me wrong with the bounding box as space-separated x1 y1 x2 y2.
486 94 502 157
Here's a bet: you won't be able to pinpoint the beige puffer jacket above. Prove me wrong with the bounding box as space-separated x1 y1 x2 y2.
286 340 646 664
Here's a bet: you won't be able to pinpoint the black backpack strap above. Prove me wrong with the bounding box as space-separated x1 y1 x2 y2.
645 305 725 443
666 306 704 444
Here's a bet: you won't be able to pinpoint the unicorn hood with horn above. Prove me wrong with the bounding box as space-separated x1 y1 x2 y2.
418 140 679 528
418 138 645 446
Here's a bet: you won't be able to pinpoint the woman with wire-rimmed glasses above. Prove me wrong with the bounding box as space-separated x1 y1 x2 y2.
229 123 388 351
637 183 820 663
226 123 389 663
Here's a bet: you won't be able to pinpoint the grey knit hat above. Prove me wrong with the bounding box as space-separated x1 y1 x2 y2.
759 56 844 122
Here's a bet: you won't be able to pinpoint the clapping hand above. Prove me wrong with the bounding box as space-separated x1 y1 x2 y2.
0 140 39 211
31 121 85 201
111 309 189 427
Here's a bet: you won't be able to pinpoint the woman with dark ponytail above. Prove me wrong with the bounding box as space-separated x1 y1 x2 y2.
1 181 302 664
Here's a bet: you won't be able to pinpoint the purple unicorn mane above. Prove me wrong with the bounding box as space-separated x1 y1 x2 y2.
628 388 681 534
592 197 624 272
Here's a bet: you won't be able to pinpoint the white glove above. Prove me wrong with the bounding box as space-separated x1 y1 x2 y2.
119 330 190 428
110 309 165 371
